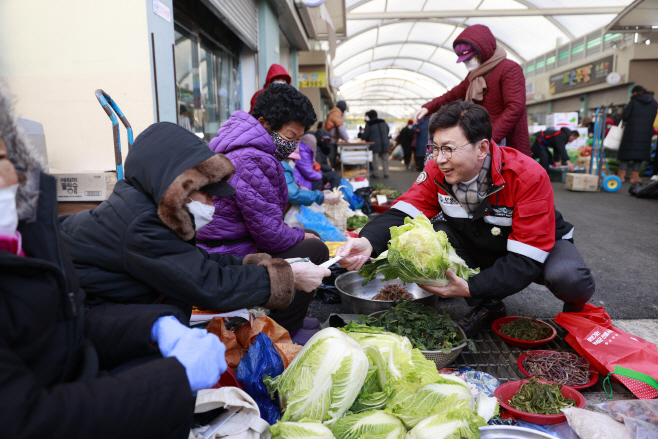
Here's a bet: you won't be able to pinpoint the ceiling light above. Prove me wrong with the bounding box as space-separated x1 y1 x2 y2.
646 39 651 45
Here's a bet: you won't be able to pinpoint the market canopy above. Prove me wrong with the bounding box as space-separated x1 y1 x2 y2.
336 0 636 119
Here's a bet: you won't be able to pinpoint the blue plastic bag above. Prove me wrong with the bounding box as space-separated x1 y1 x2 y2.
295 205 347 242
236 333 283 425
339 178 359 210
351 194 364 210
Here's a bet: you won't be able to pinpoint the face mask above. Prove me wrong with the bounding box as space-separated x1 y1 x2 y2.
187 198 215 231
0 184 19 236
270 131 299 160
365 116 370 122
464 57 481 72
407 124 413 129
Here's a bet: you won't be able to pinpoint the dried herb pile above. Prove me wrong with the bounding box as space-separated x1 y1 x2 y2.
509 378 576 415
372 284 414 301
500 318 552 341
523 352 592 387
360 301 475 353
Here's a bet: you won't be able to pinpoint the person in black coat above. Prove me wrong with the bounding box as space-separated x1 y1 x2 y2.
0 88 224 439
397 119 415 170
59 122 328 316
531 127 579 172
362 109 390 178
618 85 658 183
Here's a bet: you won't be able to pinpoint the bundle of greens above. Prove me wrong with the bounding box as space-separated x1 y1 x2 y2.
499 318 552 341
358 214 479 287
509 378 576 415
346 215 369 229
360 301 474 353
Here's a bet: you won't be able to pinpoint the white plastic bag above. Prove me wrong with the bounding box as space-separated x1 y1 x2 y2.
323 187 349 231
598 400 658 439
603 120 624 150
563 406 633 439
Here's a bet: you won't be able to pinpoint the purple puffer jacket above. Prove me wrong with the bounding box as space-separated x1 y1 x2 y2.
292 142 322 190
197 111 305 256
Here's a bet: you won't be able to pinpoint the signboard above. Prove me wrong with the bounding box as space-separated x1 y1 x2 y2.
153 0 171 22
526 82 534 100
299 72 327 88
549 55 614 95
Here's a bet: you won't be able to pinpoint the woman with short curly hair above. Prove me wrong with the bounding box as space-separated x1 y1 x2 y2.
198 83 329 338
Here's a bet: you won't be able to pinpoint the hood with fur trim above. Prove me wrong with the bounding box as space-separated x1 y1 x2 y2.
0 82 44 223
124 122 235 241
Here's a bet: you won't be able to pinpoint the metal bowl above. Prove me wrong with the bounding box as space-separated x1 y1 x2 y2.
335 271 438 315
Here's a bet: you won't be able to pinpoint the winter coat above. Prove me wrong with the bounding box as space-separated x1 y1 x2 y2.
398 126 414 149
315 129 333 171
422 25 531 157
2 172 194 439
293 141 322 189
361 141 574 301
249 64 291 114
199 111 305 257
536 128 572 163
282 160 324 206
59 122 295 312
618 93 658 161
363 118 390 153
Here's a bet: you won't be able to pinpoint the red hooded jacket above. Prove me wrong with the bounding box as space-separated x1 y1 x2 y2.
423 25 531 157
249 64 291 114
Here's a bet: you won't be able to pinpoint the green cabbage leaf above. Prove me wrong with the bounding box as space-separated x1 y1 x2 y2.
404 404 487 439
331 410 406 439
270 420 336 438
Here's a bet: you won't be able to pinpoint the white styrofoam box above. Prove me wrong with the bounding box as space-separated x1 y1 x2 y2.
546 112 579 130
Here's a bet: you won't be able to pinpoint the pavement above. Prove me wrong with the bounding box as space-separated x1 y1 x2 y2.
308 158 658 334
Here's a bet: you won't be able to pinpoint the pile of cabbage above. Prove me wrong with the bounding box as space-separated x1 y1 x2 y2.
358 214 479 287
265 325 499 439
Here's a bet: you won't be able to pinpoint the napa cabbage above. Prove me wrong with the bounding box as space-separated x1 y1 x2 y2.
358 214 479 286
475 392 499 423
270 421 336 438
331 410 406 439
404 405 486 439
264 328 369 426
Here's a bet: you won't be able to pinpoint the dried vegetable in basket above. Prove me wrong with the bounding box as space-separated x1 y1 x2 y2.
499 317 552 340
522 351 593 387
509 378 576 415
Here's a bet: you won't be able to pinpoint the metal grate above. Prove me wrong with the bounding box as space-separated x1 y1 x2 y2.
453 320 634 397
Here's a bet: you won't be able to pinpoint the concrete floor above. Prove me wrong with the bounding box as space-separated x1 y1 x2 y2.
309 158 658 323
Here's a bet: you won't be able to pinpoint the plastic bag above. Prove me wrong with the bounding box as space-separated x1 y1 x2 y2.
350 194 364 210
322 188 350 231
598 400 658 438
236 333 284 425
391 144 403 159
295 205 347 242
339 178 355 205
284 205 302 228
355 187 374 215
562 406 633 439
315 263 348 304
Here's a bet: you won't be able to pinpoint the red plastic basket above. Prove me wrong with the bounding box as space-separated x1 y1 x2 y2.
517 350 599 390
494 379 586 424
491 316 557 348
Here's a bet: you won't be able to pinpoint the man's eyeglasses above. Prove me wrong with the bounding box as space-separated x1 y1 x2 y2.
426 140 474 159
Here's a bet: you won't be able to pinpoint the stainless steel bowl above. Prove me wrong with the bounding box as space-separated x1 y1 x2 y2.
335 271 438 315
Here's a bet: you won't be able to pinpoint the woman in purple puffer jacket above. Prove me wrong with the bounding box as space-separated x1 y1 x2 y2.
198 83 329 337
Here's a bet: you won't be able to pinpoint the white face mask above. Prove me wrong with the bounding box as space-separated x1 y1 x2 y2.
0 184 19 236
187 199 215 231
464 57 481 72
365 116 370 122
407 124 413 129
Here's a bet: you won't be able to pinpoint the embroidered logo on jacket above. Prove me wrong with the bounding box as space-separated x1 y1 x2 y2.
491 206 514 218
438 194 460 205
415 171 427 184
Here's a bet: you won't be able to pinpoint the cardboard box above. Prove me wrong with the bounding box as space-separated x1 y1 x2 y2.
50 170 117 201
576 156 591 173
546 112 578 130
565 173 599 192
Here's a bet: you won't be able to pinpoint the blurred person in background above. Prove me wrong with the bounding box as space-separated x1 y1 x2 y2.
617 85 658 184
531 127 579 172
362 109 390 179
414 24 530 156
249 63 291 114
297 132 341 190
282 146 324 206
324 100 349 167
397 119 415 169
357 125 364 139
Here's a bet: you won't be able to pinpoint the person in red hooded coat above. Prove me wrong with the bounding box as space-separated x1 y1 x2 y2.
249 64 291 114
414 24 531 157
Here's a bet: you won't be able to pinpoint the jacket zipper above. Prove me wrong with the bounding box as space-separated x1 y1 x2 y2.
51 195 77 317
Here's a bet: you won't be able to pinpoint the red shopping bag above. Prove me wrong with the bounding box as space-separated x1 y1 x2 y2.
554 304 658 399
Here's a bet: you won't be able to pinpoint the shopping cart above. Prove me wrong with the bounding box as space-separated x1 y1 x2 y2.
590 104 622 192
95 89 133 180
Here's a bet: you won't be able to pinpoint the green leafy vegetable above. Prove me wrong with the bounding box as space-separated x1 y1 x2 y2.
331 410 406 439
357 214 479 287
270 420 336 438
405 404 487 439
347 215 369 229
371 183 391 190
499 318 552 341
508 378 576 415
264 328 370 425
349 345 389 413
359 301 474 353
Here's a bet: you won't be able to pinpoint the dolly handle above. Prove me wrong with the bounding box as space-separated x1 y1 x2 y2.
95 89 133 180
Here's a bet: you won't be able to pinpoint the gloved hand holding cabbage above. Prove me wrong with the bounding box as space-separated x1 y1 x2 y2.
358 214 479 287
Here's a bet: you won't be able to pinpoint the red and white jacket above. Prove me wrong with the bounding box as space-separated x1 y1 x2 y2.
360 141 574 299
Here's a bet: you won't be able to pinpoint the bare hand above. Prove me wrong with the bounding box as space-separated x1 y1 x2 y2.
414 107 429 123
336 237 373 271
567 161 575 172
291 262 331 292
304 233 320 240
419 269 472 298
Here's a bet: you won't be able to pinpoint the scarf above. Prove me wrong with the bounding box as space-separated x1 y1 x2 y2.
453 152 492 215
465 45 507 103
270 131 299 161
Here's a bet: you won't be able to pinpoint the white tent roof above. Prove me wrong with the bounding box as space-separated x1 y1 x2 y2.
336 0 635 119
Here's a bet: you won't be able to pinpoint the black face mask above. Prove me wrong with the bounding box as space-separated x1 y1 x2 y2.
318 140 331 155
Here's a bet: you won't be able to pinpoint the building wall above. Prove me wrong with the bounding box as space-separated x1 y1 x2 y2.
0 0 155 171
258 0 280 81
146 0 176 124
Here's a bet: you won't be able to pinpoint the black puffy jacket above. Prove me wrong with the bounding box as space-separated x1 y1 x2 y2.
0 174 194 439
363 119 390 153
619 93 658 161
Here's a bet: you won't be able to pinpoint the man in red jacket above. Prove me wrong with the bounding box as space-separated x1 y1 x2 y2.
414 24 531 157
249 64 291 114
338 101 594 336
